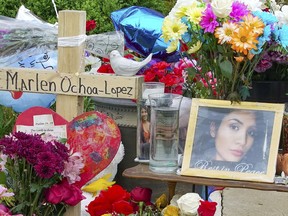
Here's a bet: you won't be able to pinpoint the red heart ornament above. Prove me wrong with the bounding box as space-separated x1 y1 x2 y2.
14 106 68 131
14 108 121 188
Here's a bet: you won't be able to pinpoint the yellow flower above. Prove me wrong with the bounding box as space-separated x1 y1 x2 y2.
163 205 180 216
188 41 202 54
175 2 198 19
166 40 179 53
155 194 168 210
230 26 258 55
215 22 238 44
185 5 206 24
162 17 188 42
242 14 265 36
82 173 115 197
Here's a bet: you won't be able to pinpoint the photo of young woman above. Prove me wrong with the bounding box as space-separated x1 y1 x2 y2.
139 106 151 159
190 107 275 173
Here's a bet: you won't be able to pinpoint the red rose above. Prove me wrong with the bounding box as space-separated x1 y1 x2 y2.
86 194 112 216
63 184 85 206
86 20 96 32
101 184 130 203
45 179 85 206
198 200 217 216
112 200 134 215
144 71 156 82
130 187 152 203
45 183 66 204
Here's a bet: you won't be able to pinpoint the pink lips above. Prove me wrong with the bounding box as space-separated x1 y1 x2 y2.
230 149 244 157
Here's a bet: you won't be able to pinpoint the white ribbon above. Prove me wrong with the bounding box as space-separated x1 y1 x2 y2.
58 34 87 47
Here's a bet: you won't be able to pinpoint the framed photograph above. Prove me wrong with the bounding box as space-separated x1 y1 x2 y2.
181 99 285 183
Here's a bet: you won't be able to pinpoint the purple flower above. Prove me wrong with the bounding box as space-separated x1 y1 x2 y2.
269 51 288 64
255 58 273 73
230 1 249 22
52 141 69 161
200 4 219 33
34 161 57 179
37 152 57 163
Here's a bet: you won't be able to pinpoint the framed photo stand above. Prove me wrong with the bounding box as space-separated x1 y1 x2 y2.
181 99 285 183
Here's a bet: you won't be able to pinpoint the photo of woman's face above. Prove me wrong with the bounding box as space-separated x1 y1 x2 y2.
141 108 148 121
212 110 257 162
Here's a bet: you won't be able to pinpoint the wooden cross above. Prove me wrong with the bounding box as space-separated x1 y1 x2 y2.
0 10 143 216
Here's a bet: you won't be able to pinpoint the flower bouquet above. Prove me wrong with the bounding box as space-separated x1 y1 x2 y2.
0 132 85 216
86 184 161 216
162 0 288 102
161 193 217 216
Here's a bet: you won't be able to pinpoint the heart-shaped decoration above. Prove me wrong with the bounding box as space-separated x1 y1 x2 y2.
67 111 121 188
14 107 121 188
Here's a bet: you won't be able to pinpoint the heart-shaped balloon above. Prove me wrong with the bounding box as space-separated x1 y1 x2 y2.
14 107 121 188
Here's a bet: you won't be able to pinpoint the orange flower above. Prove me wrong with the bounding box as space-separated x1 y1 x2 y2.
230 26 258 55
242 14 265 36
234 56 244 62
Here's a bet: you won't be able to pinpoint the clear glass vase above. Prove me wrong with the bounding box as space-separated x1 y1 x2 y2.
148 93 183 173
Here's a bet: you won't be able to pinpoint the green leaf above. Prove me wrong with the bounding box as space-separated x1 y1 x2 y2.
219 60 233 80
30 183 42 193
239 85 250 100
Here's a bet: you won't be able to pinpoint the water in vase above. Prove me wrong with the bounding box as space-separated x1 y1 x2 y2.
149 107 179 173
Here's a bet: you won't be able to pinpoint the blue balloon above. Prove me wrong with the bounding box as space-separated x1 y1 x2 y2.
0 51 57 112
111 6 179 61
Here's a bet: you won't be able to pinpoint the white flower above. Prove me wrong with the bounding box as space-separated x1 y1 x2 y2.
211 0 233 18
0 185 14 198
177 193 203 216
238 0 264 11
168 0 199 19
269 0 281 11
62 152 84 184
275 5 288 27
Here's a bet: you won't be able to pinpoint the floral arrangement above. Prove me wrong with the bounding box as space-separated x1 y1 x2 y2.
86 184 161 216
142 60 184 95
85 182 218 216
161 193 217 216
161 0 288 102
0 132 85 216
96 54 185 96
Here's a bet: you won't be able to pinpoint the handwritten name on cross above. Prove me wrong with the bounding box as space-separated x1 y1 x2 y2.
0 10 143 216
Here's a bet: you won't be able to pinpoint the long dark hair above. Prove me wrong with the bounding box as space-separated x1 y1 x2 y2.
192 107 270 163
